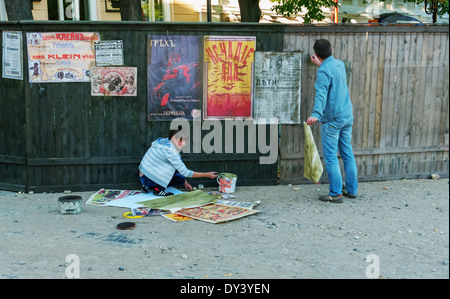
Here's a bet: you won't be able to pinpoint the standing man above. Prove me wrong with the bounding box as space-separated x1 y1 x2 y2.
306 39 358 203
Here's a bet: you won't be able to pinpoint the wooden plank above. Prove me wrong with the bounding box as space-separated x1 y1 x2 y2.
280 144 449 160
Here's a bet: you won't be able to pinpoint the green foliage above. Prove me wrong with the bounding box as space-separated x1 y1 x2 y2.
270 0 339 23
269 0 449 23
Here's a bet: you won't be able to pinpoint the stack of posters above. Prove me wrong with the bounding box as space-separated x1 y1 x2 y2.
87 188 259 224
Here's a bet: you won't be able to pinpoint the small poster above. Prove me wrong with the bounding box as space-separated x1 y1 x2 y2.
203 36 256 119
254 52 301 124
94 40 124 66
26 32 99 83
91 67 137 96
147 35 202 120
2 31 23 80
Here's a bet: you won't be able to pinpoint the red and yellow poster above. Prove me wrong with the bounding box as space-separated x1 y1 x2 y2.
203 36 256 119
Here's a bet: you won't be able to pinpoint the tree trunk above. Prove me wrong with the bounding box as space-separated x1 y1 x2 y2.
119 0 143 21
238 0 261 22
4 0 33 21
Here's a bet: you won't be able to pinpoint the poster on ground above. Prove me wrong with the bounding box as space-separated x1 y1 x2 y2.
203 36 256 119
253 52 301 124
147 35 202 120
91 67 137 96
26 32 99 83
2 31 23 80
176 203 259 224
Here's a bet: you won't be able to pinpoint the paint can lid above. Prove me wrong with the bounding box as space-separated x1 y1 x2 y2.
116 222 136 230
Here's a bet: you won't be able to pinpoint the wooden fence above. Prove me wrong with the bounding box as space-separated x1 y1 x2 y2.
0 21 283 192
280 25 449 184
0 21 448 192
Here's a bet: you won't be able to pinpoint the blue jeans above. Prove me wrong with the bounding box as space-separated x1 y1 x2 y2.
140 173 186 190
321 117 358 196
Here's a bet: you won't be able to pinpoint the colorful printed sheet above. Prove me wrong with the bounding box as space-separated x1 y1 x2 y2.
161 213 193 222
203 36 256 119
27 32 99 83
87 189 141 205
176 203 259 224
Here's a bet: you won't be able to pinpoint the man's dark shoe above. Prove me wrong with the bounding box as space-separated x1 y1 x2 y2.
319 194 343 203
342 190 357 198
152 187 174 197
342 184 357 198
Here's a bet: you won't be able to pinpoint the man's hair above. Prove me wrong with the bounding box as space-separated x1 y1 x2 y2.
313 39 332 60
169 127 189 142
169 128 182 139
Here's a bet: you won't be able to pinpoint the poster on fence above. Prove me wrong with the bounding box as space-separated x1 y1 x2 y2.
2 31 23 80
253 52 301 124
147 35 202 120
91 67 137 96
203 36 256 119
26 32 99 83
94 40 124 66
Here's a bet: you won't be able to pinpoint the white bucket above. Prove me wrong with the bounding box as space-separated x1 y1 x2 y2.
217 173 237 193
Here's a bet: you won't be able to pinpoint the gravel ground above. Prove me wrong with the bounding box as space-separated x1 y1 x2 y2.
0 178 448 280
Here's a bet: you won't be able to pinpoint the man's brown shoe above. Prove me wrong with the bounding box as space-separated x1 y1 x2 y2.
319 194 343 203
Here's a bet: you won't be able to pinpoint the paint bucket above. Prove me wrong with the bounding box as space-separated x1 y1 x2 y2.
58 195 82 214
217 173 237 193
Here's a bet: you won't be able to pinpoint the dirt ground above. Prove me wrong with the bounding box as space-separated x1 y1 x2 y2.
0 178 448 280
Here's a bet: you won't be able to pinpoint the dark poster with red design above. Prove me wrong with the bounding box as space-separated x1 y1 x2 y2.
147 35 202 120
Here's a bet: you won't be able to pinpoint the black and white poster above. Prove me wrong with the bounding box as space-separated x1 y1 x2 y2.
94 40 124 67
2 31 23 80
253 52 301 124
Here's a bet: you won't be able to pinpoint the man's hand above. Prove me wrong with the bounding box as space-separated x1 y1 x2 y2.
207 171 218 179
306 116 318 125
184 180 193 191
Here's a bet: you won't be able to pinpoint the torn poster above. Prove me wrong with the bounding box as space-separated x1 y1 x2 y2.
147 35 202 120
91 67 137 96
203 36 256 119
253 52 301 124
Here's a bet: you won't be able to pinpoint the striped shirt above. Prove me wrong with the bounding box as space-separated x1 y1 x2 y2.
139 137 194 188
